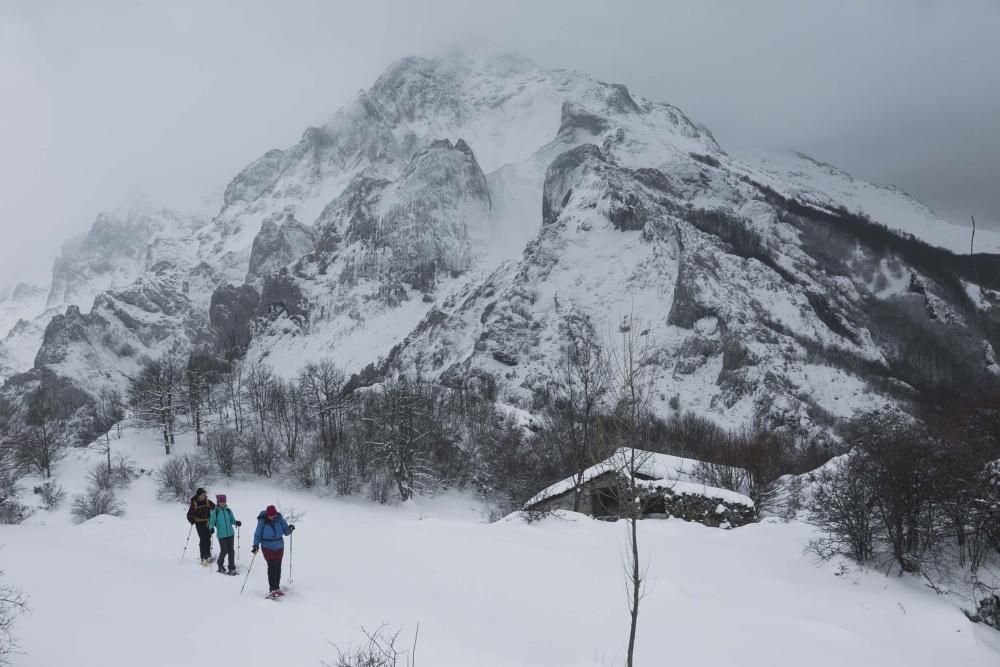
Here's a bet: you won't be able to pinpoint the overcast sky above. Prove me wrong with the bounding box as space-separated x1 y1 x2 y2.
2 0 998 287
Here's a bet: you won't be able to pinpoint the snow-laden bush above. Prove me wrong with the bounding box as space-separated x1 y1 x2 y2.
71 487 125 523
34 481 66 510
965 595 1000 631
112 453 139 486
87 461 115 491
0 499 29 526
87 458 138 493
156 454 213 501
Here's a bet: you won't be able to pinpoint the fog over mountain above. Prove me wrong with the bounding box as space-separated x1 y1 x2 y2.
2 0 999 287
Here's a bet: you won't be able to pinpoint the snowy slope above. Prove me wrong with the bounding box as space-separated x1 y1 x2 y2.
3 428 999 667
740 150 993 254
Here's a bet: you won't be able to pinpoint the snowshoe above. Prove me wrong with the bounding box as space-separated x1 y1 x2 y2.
227 570 239 576
265 590 280 600
216 566 226 574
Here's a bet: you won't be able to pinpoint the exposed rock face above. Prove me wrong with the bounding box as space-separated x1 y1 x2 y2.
246 210 316 285
22 263 205 394
47 198 204 311
209 284 260 359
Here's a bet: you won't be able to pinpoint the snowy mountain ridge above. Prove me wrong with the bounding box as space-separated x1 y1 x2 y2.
4 52 999 442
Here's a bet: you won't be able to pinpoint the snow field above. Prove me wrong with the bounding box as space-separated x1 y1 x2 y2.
2 428 999 666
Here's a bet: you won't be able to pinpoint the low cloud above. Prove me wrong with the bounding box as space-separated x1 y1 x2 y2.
2 0 998 285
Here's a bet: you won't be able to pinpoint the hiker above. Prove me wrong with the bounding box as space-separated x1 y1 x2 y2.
186 488 215 564
208 494 242 575
251 505 295 597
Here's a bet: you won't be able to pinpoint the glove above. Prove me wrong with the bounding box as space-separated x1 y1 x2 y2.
234 521 242 527
251 545 259 554
288 524 295 533
210 529 214 535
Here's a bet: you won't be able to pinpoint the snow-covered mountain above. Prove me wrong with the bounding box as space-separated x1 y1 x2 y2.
0 195 212 386
0 282 48 380
7 53 999 440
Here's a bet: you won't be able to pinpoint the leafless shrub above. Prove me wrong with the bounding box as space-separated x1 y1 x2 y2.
280 505 305 524
806 458 877 563
0 570 28 665
241 430 281 478
518 507 553 524
156 454 213 501
326 625 419 667
71 487 125 523
205 428 240 477
112 452 139 486
87 462 115 491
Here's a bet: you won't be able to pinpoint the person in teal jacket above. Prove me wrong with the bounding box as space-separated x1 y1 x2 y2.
208 494 241 575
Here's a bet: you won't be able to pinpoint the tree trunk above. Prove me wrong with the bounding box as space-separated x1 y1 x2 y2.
626 511 640 667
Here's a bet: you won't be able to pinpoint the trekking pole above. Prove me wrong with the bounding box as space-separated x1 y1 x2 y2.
237 525 241 565
180 524 194 564
289 532 293 585
240 550 258 595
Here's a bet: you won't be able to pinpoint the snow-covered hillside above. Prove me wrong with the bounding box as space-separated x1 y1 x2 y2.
3 428 999 666
6 52 1000 440
741 150 993 254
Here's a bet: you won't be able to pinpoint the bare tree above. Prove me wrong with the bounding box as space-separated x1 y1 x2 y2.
128 352 185 454
362 379 435 501
298 360 349 481
91 389 125 468
186 351 225 447
272 379 306 461
16 385 71 479
542 330 612 512
244 358 277 437
609 312 655 667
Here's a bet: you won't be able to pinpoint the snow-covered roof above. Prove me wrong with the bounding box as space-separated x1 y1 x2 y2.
524 448 754 509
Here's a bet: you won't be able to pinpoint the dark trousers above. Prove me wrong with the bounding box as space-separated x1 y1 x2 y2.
263 547 284 591
217 536 235 571
195 523 212 559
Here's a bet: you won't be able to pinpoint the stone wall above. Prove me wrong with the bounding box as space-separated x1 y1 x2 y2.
530 476 757 529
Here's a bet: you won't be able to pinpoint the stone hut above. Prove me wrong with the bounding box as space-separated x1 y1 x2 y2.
523 449 756 529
